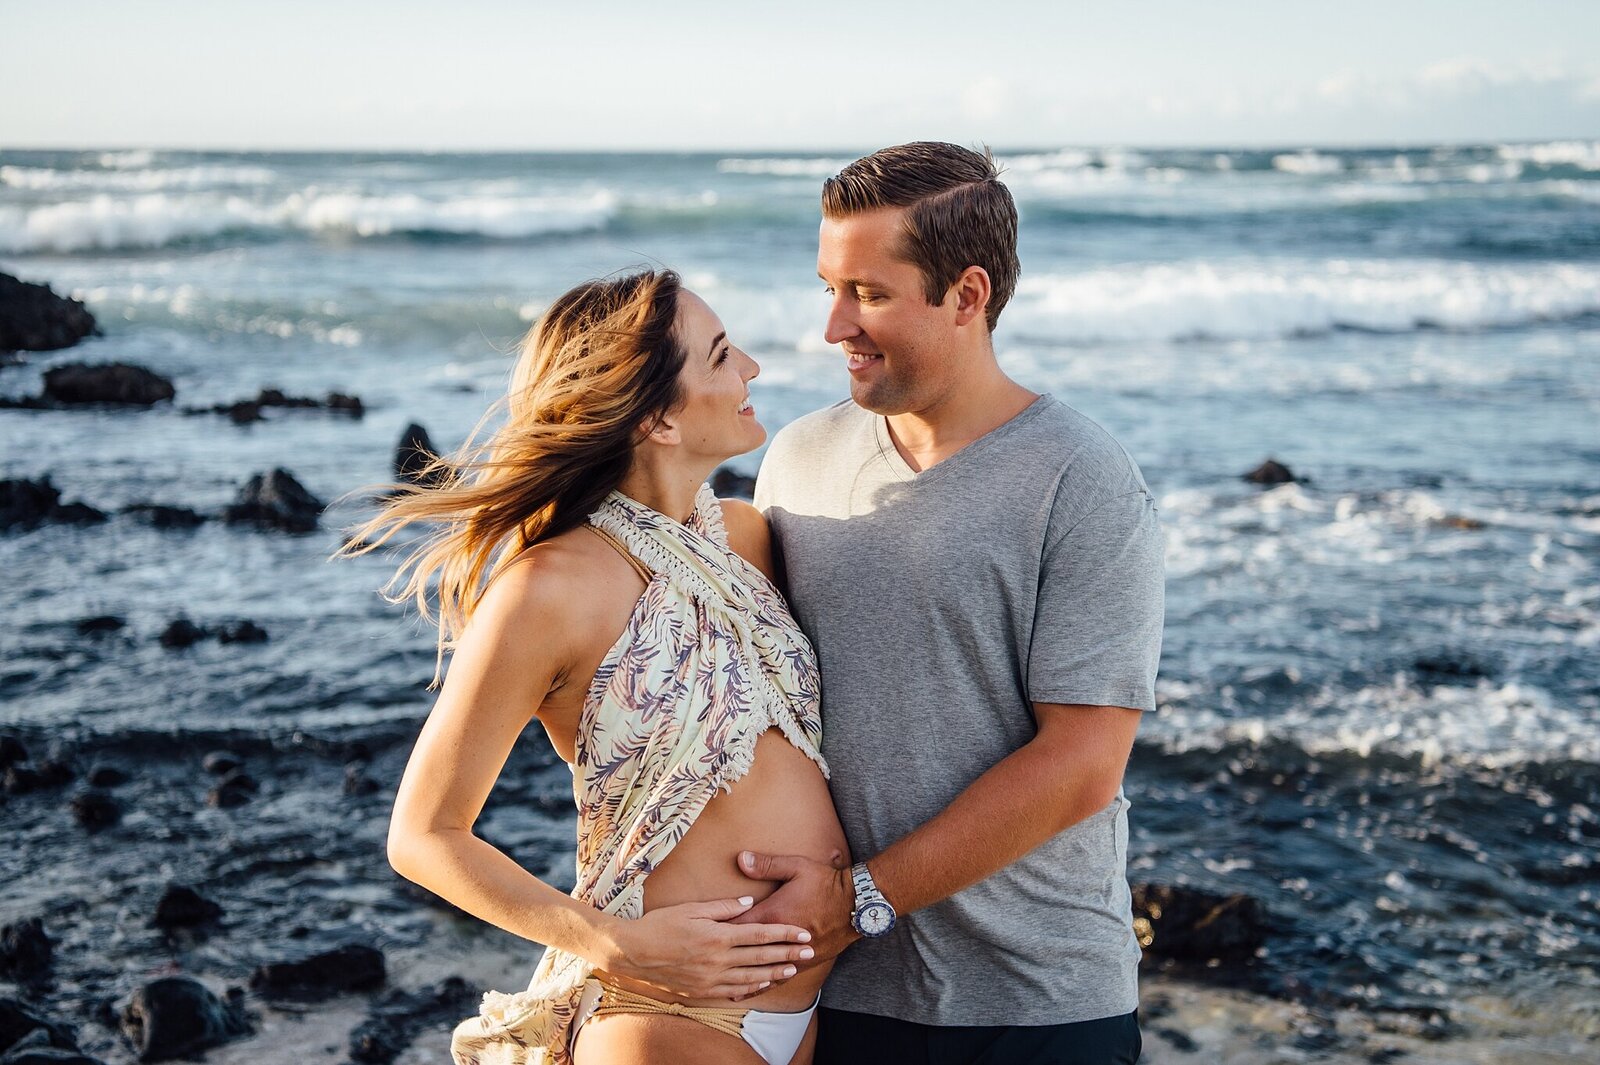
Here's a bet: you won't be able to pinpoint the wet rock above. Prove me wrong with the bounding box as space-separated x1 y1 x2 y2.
3 759 71 797
249 943 386 998
69 788 121 831
75 616 125 636
86 763 129 787
0 478 106 532
118 977 250 1062
223 468 324 533
1243 458 1298 485
711 466 756 500
0 999 82 1058
0 919 51 980
0 273 97 354
214 620 267 644
122 505 206 529
393 423 445 487
348 976 474 1064
157 619 206 650
1153 1027 1198 1053
1413 655 1492 681
1132 883 1268 964
344 761 381 796
0 736 28 772
207 770 258 809
151 885 223 930
0 1042 107 1064
190 388 364 422
200 751 243 775
1434 514 1485 530
42 363 174 407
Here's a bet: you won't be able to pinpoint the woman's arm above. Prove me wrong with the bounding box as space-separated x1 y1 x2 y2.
386 546 812 998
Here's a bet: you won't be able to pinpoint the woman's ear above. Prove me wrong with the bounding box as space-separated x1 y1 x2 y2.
638 410 681 447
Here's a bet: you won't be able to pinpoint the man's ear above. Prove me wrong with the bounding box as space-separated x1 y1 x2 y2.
951 266 992 328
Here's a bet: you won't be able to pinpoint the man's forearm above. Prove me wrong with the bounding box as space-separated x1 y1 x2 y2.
867 705 1139 916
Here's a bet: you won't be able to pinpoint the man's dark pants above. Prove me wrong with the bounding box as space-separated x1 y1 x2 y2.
814 1007 1142 1065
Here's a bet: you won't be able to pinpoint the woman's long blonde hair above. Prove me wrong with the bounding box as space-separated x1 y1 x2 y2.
337 268 687 686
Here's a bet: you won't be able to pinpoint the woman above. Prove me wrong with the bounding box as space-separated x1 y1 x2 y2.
340 269 848 1065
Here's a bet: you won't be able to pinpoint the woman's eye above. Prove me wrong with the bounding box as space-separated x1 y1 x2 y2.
715 347 730 366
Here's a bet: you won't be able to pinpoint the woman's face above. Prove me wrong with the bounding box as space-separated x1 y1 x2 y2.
665 289 765 460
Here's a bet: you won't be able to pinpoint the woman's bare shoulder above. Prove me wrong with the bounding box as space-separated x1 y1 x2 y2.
718 498 777 583
481 527 620 630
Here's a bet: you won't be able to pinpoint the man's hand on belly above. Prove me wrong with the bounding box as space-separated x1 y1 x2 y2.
729 850 859 970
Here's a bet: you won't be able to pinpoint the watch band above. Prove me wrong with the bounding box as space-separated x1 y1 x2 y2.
850 861 897 937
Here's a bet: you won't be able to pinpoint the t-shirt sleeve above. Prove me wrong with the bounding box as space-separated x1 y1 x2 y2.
1026 488 1165 712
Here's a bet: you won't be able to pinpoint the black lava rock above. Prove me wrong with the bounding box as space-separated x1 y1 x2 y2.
151 885 223 930
122 505 206 529
207 770 258 809
200 751 243 775
118 977 250 1062
1132 883 1267 965
249 944 386 997
0 736 28 772
0 919 52 980
344 762 381 796
0 273 97 354
41 363 174 407
223 468 324 533
75 616 125 636
711 466 756 500
1243 458 1298 485
69 788 121 831
0 478 106 532
393 423 445 487
85 763 129 787
157 619 206 650
348 976 474 1064
214 620 268 644
0 998 83 1058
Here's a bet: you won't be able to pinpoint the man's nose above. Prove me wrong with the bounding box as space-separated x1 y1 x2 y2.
823 296 860 346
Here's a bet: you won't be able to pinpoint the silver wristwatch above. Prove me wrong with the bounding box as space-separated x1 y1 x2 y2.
849 861 897 937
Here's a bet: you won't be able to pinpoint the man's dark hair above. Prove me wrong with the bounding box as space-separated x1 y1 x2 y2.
822 142 1019 331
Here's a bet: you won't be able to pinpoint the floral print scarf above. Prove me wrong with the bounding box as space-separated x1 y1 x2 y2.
449 483 826 1064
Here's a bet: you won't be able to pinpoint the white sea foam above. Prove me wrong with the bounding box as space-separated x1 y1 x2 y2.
0 188 621 252
717 157 851 177
1003 259 1600 343
96 149 155 169
282 189 617 239
1146 675 1600 768
0 164 276 191
0 194 273 253
1496 140 1600 170
1272 150 1345 175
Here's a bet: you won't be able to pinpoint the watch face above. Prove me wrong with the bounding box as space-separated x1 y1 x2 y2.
857 901 895 937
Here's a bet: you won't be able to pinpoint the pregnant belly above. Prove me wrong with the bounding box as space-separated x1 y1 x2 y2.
599 729 849 1011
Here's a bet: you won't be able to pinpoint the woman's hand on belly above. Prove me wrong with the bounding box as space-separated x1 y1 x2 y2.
593 896 816 1000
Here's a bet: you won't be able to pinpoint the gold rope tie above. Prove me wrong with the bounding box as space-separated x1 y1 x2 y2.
591 981 749 1039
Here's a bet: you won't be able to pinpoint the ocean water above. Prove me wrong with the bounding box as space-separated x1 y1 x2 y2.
2 145 1597 1027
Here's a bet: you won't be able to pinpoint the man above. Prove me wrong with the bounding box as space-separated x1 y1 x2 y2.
743 142 1164 1065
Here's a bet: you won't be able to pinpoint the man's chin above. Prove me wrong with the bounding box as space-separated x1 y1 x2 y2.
849 378 907 415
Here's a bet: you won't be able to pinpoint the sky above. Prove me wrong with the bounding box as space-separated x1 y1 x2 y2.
2 0 1597 151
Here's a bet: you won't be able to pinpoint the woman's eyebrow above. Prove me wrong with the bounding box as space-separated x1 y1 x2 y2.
706 330 727 359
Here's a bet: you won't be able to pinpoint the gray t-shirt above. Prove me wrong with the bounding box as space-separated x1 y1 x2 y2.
754 393 1164 1027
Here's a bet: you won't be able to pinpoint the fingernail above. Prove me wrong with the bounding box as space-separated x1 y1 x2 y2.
783 965 797 977
760 981 771 989
797 931 812 942
800 947 815 960
738 896 754 906
740 851 754 866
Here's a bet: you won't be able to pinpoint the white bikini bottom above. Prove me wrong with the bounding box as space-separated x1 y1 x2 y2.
569 976 819 1065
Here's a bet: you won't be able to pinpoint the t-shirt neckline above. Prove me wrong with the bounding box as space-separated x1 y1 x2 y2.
873 392 1055 483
